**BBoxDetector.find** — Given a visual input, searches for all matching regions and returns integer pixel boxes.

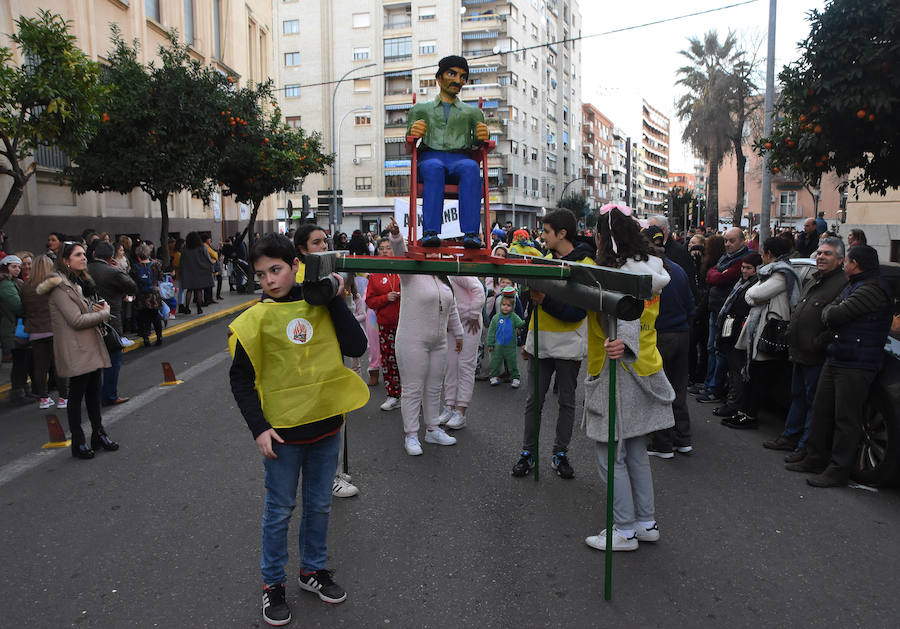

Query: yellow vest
[228,299,369,428]
[587,294,663,377]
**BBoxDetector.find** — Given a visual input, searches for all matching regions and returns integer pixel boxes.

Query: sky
[579,0,828,171]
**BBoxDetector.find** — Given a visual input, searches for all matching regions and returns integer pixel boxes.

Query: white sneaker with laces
[56,398,68,409]
[634,522,660,542]
[437,406,454,425]
[424,428,456,446]
[489,377,501,386]
[332,475,359,498]
[585,527,639,551]
[445,410,466,430]
[380,396,400,411]
[511,378,520,388]
[39,397,55,409]
[120,337,136,347]
[404,435,423,456]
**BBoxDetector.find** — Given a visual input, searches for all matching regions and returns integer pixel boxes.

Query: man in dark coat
[763,237,847,460]
[88,241,137,406]
[795,217,819,258]
[648,215,696,294]
[787,245,893,487]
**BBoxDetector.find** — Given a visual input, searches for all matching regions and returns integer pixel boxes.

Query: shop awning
[462,31,499,40]
[385,103,413,111]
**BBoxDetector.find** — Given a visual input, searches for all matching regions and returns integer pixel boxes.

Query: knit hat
[437,55,469,77]
[513,229,530,242]
[0,254,22,267]
[500,285,517,298]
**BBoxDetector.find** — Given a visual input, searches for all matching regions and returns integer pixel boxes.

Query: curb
[0,296,258,400]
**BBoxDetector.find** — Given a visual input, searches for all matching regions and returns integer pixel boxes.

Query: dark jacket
[179,246,213,290]
[229,285,367,441]
[656,259,695,332]
[539,239,596,323]
[706,246,751,314]
[21,283,52,334]
[88,260,137,336]
[716,275,758,351]
[788,267,847,366]
[0,274,22,350]
[795,231,818,258]
[664,238,696,299]
[823,269,892,371]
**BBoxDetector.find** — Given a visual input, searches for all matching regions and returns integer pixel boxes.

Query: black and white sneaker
[262,583,291,626]
[298,569,347,604]
[511,451,534,477]
[551,451,575,479]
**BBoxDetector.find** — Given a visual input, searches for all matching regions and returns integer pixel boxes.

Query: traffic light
[302,194,313,219]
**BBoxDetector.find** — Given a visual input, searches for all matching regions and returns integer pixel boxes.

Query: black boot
[71,442,95,459]
[90,430,119,452]
[195,304,203,315]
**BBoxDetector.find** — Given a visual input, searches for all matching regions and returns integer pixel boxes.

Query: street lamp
[331,62,376,233]
[337,105,374,227]
[559,176,588,204]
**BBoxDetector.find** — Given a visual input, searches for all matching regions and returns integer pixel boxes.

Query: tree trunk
[157,194,171,268]
[0,165,31,228]
[238,197,261,248]
[733,140,746,228]
[707,161,719,229]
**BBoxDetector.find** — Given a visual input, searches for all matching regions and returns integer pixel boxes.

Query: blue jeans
[260,432,340,586]
[781,363,822,448]
[101,348,122,403]
[703,314,726,394]
[419,151,482,234]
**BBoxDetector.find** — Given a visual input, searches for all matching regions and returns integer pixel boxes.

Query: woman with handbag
[41,242,118,460]
[723,238,800,429]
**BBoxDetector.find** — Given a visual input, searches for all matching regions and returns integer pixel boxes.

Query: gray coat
[582,316,675,444]
[87,260,137,336]
[178,246,214,290]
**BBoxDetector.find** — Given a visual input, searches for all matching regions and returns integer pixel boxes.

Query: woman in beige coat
[40,242,118,459]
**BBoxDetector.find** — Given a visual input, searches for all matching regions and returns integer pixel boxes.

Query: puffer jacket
[39,274,111,378]
[787,268,847,366]
[0,273,22,350]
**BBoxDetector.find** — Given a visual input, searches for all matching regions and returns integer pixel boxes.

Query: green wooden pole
[604,314,618,601]
[532,304,540,482]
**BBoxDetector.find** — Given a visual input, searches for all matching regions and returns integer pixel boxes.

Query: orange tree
[68,30,232,266]
[756,0,899,195]
[0,11,105,227]
[215,81,331,248]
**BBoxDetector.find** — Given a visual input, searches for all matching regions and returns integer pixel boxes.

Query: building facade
[275,0,582,235]
[580,103,612,208]
[1,0,276,252]
[639,99,669,215]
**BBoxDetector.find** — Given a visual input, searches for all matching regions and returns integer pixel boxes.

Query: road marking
[0,350,231,489]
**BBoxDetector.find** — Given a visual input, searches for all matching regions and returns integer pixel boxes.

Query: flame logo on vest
[286,318,313,344]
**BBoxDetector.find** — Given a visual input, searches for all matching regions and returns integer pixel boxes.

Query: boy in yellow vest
[228,234,369,626]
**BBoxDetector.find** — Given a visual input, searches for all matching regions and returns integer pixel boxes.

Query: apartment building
[276,0,582,234]
[580,103,612,208]
[668,172,698,192]
[609,127,640,207]
[1,0,275,251]
[639,99,669,215]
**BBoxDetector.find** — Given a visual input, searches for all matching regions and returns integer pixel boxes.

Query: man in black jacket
[763,238,847,460]
[648,215,696,294]
[787,245,892,487]
[795,217,819,258]
[88,241,137,406]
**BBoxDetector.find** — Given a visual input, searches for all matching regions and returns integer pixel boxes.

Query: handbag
[757,313,789,356]
[100,321,125,354]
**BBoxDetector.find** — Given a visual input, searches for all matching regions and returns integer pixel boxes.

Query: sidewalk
[0,288,259,399]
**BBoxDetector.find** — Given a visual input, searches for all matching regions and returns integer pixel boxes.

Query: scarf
[716,245,750,272]
[741,257,801,377]
[716,274,758,330]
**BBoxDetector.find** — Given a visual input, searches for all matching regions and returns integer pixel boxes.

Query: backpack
[135,262,154,294]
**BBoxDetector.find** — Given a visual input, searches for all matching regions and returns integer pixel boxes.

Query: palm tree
[675,31,737,229]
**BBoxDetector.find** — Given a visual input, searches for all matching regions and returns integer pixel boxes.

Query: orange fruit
[814,125,822,134]
[773,166,780,173]
[764,142,772,149]
[856,109,866,119]
[868,114,875,121]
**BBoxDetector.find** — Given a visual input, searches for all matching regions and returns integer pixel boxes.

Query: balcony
[384,20,412,31]
[461,15,507,32]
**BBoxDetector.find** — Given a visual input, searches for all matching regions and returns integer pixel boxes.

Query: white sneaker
[489,377,501,386]
[39,397,55,409]
[404,435,423,456]
[585,527,639,552]
[511,378,520,388]
[424,428,456,446]
[437,406,454,425]
[337,471,352,483]
[56,398,68,409]
[444,410,466,430]
[120,337,136,347]
[380,396,401,411]
[332,475,359,498]
[634,522,660,542]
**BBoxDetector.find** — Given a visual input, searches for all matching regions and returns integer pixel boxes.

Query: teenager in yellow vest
[228,234,368,625]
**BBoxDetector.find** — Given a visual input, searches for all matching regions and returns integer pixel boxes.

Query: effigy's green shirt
[407,96,485,152]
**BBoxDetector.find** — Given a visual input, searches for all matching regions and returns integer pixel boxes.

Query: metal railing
[35,144,71,170]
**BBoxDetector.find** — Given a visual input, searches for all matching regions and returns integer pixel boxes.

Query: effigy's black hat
[436,55,469,77]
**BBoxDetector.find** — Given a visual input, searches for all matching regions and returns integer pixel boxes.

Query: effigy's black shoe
[462,233,484,249]
[420,231,441,247]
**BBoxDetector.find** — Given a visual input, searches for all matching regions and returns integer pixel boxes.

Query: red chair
[405,95,496,258]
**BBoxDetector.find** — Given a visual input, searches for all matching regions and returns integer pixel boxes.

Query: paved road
[1,316,898,628]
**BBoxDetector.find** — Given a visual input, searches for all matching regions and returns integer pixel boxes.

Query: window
[285,116,302,128]
[384,142,412,159]
[284,84,300,98]
[419,40,437,55]
[354,144,372,159]
[146,0,161,22]
[355,114,371,126]
[353,78,371,93]
[530,55,538,69]
[531,23,538,39]
[283,19,299,35]
[419,5,436,21]
[532,177,539,191]
[352,13,370,28]
[353,47,370,61]
[531,147,538,161]
[356,177,373,191]
[384,37,412,62]
[183,0,195,44]
[531,116,538,130]
[778,191,798,217]
[419,78,436,88]
[385,174,410,196]
[284,52,300,66]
